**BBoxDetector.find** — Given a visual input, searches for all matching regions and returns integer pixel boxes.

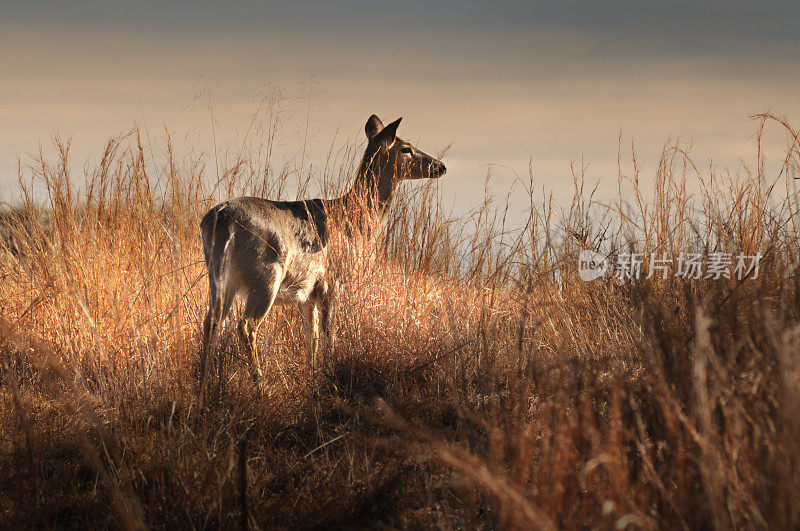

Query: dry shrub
[1,113,799,528]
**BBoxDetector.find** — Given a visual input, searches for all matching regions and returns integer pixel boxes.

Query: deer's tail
[198,206,238,403]
[201,206,239,320]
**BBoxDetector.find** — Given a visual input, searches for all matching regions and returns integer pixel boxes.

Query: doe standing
[198,114,447,398]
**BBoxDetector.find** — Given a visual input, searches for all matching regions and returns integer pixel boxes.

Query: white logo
[578,250,761,281]
[578,250,609,281]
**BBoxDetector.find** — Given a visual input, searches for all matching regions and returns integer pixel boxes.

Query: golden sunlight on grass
[1,113,799,528]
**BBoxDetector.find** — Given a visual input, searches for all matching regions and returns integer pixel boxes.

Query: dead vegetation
[1,113,799,529]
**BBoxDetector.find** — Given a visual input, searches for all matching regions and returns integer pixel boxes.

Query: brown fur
[198,114,446,396]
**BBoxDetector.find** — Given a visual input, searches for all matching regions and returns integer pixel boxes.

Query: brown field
[1,113,799,529]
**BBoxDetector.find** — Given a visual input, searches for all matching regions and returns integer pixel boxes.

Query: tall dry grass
[1,113,799,529]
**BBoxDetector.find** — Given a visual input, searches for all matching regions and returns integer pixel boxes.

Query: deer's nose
[437,161,447,175]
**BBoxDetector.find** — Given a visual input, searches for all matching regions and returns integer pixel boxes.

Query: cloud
[1,0,798,210]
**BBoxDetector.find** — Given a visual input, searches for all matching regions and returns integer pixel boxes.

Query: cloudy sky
[2,1,798,213]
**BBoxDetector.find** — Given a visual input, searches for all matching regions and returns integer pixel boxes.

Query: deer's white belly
[275,252,326,304]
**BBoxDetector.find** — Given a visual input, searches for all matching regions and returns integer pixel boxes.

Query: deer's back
[201,196,328,303]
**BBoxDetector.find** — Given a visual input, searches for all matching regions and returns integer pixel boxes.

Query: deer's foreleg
[299,299,321,380]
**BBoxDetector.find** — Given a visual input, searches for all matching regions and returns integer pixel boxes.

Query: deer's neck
[335,157,397,230]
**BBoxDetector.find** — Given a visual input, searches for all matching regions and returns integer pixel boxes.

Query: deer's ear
[365,114,384,139]
[375,117,401,146]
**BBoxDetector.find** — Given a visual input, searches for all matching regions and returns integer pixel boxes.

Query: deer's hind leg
[199,275,237,403]
[319,279,336,352]
[238,263,283,382]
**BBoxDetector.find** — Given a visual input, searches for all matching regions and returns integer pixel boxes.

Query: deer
[198,114,446,399]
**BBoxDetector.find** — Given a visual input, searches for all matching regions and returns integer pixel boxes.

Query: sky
[2,1,799,216]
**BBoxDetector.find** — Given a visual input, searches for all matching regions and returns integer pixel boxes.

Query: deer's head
[364,114,447,181]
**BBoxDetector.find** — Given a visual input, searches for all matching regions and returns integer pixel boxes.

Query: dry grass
[1,113,800,529]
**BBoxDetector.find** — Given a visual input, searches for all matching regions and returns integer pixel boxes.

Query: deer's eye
[400,146,413,155]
